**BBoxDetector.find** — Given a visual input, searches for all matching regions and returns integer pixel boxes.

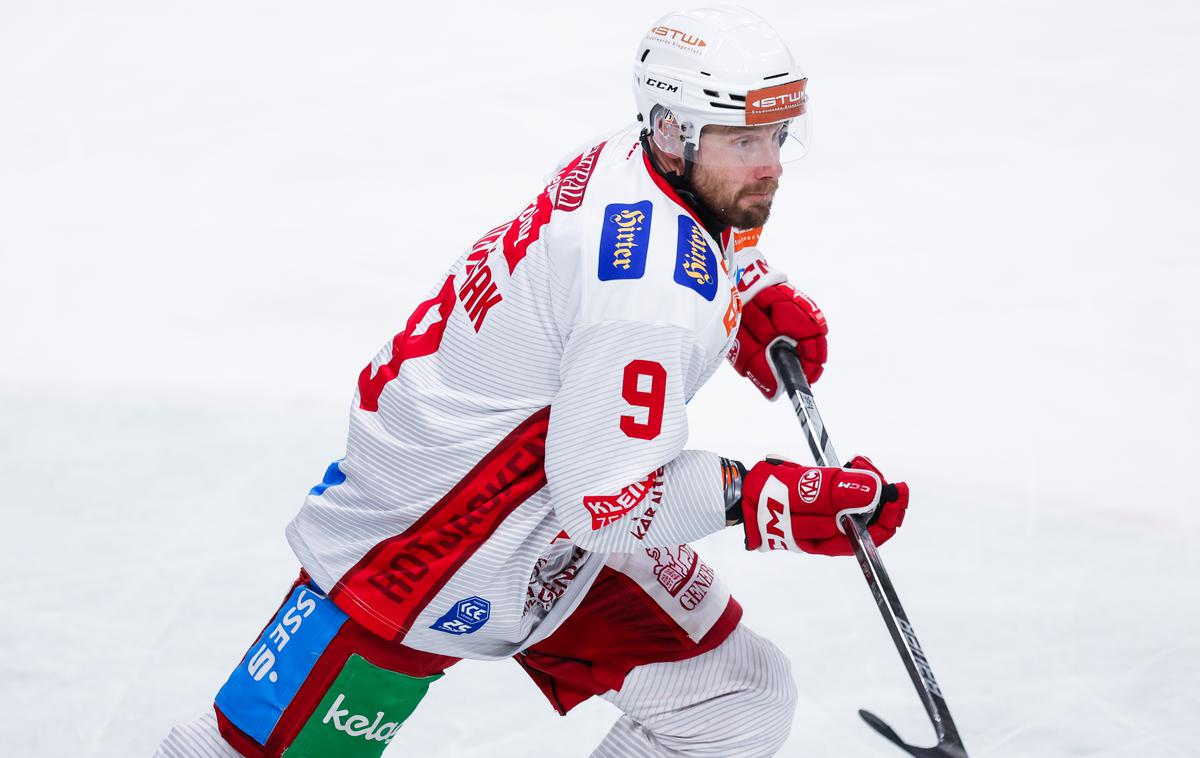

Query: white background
[2,1,1198,756]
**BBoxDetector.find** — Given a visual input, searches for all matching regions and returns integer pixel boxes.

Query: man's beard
[692,167,778,229]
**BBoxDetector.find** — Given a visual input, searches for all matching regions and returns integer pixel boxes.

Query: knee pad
[722,627,799,755]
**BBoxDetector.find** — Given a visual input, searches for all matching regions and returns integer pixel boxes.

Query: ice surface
[2,1,1198,756]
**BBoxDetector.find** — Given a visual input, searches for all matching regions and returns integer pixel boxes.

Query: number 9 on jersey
[620,360,666,440]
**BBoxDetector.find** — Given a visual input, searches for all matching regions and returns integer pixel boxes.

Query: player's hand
[726,247,827,399]
[740,455,907,556]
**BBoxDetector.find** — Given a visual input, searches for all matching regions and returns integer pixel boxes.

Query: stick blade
[858,710,969,758]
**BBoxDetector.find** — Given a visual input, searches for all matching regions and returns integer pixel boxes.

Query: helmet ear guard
[649,105,689,158]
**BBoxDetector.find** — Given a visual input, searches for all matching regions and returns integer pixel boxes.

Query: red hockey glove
[726,247,827,400]
[741,455,908,556]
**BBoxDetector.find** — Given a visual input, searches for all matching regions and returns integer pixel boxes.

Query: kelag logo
[674,216,718,301]
[287,654,443,757]
[598,201,652,281]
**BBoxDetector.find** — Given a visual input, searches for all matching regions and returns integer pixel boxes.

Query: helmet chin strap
[640,130,727,240]
[679,140,695,183]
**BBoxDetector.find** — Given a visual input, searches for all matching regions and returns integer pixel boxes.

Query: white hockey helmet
[633,6,810,166]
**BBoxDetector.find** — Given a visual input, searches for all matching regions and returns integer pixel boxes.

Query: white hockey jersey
[286,123,749,659]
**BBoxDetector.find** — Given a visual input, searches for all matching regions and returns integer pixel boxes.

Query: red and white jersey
[286,123,747,659]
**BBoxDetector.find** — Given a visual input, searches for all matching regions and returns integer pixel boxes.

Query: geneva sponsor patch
[524,546,587,614]
[645,543,717,609]
[214,583,348,745]
[583,468,662,530]
[429,596,491,635]
[598,201,652,281]
[287,653,441,757]
[674,216,718,301]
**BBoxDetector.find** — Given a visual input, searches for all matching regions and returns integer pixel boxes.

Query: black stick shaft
[769,342,967,758]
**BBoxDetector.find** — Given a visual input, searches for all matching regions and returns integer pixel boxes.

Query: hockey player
[158,6,908,757]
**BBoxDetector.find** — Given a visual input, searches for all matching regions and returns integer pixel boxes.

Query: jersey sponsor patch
[674,216,718,301]
[430,596,491,635]
[583,468,662,530]
[548,142,605,212]
[745,79,807,125]
[287,653,441,757]
[798,468,822,503]
[732,227,762,251]
[214,583,348,745]
[598,201,652,281]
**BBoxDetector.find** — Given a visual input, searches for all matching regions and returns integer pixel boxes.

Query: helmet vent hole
[710,102,744,111]
[703,89,719,97]
[763,71,791,80]
[700,71,712,76]
[729,94,746,102]
[640,48,651,62]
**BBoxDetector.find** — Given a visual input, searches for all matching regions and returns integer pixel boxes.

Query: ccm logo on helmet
[646,77,679,94]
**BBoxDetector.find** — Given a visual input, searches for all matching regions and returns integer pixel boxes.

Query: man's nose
[756,149,783,180]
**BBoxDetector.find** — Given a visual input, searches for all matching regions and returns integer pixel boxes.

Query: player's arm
[544,317,910,556]
[544,319,728,553]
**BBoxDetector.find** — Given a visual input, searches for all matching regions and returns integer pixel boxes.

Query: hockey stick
[769,341,969,758]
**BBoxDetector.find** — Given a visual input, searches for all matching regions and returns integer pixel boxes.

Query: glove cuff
[721,457,747,525]
[731,246,787,303]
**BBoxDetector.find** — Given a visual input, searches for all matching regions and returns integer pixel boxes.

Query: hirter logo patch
[598,201,652,281]
[674,216,718,301]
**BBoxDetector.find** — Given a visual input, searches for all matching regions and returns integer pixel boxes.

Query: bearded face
[689,123,786,228]
[690,160,780,228]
